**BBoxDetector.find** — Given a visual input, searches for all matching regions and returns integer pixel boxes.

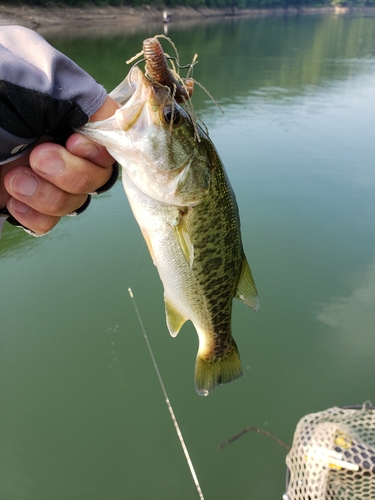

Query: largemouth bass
[79,49,259,396]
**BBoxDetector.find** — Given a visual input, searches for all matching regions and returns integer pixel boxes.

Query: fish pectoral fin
[140,228,156,265]
[235,257,260,312]
[172,217,194,269]
[165,298,187,338]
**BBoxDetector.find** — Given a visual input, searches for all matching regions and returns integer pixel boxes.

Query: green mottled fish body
[79,66,259,395]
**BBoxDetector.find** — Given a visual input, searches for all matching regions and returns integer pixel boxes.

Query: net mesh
[284,404,375,500]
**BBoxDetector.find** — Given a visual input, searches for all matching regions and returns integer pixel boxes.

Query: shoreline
[1,3,375,36]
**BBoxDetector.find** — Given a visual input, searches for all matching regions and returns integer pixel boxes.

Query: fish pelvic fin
[172,215,194,269]
[235,257,260,312]
[194,342,242,396]
[165,297,187,338]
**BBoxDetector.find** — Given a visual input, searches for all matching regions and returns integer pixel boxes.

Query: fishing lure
[143,37,194,103]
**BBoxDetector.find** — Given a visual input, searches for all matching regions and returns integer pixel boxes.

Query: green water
[1,14,375,500]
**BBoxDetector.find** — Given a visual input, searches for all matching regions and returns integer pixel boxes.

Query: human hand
[0,96,119,236]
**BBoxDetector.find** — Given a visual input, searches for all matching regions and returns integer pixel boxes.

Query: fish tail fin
[194,342,242,396]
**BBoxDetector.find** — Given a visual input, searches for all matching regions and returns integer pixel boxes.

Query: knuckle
[44,190,70,215]
[36,215,60,235]
[66,171,92,194]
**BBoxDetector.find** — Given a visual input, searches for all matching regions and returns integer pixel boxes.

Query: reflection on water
[318,260,375,359]
[49,14,375,109]
[2,14,375,500]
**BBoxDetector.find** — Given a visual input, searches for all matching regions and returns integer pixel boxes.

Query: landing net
[284,403,375,500]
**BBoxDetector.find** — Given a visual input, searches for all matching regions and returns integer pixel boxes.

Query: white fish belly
[122,172,205,327]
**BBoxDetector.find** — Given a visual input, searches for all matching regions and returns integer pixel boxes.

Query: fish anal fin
[165,297,187,338]
[172,215,194,269]
[194,342,242,396]
[235,257,259,312]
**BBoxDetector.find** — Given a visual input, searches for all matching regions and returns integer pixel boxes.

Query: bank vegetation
[6,0,371,12]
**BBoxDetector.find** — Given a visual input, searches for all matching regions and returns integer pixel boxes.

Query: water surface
[1,14,375,500]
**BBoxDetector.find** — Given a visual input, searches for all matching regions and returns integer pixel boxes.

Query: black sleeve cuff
[90,161,119,195]
[0,206,40,236]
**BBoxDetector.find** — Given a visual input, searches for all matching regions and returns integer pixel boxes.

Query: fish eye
[162,105,181,126]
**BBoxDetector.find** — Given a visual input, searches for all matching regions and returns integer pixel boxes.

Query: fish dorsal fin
[165,297,187,337]
[235,257,260,312]
[172,216,194,269]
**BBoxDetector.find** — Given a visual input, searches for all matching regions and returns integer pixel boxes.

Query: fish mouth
[110,65,150,106]
[110,67,153,133]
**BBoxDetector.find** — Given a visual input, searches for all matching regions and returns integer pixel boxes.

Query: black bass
[79,46,259,396]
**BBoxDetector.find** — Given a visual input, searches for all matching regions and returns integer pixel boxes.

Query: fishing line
[128,287,205,500]
[129,243,144,287]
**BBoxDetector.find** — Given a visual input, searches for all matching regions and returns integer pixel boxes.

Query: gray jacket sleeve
[0,25,107,165]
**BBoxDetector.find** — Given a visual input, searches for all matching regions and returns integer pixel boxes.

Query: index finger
[65,133,114,168]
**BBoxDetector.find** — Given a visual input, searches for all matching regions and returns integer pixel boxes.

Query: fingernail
[33,151,64,176]
[70,142,99,160]
[10,172,38,197]
[9,198,30,214]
